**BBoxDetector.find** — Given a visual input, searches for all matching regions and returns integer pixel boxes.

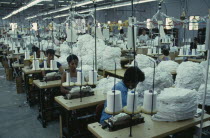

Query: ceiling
[0,0,128,20]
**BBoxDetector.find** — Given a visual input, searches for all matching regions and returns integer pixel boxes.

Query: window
[189,16,199,30]
[165,18,174,29]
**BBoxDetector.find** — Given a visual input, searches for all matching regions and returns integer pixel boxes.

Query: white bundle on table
[131,54,156,69]
[175,61,204,90]
[152,88,197,121]
[197,84,210,106]
[136,67,173,94]
[157,61,179,73]
[94,77,120,94]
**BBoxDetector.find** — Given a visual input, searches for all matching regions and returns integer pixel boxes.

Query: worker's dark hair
[32,46,39,53]
[123,66,145,83]
[194,37,198,42]
[120,29,124,34]
[162,49,169,56]
[46,49,55,55]
[67,54,79,63]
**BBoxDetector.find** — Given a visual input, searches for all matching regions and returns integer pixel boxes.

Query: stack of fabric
[153,88,197,121]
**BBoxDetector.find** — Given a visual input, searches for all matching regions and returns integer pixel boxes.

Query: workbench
[88,113,210,138]
[188,58,205,63]
[22,67,42,106]
[102,69,125,79]
[33,79,62,128]
[55,92,106,138]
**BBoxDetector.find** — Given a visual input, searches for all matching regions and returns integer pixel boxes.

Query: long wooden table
[88,114,210,138]
[188,58,205,63]
[33,80,61,89]
[103,69,126,79]
[55,92,106,137]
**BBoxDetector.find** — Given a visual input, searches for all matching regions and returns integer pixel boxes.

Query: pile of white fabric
[94,77,120,94]
[152,88,197,121]
[60,41,70,55]
[200,61,210,84]
[136,67,173,93]
[73,34,121,70]
[157,61,179,73]
[175,61,204,90]
[131,54,156,69]
[197,84,210,105]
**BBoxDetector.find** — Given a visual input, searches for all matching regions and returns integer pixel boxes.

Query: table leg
[59,115,63,138]
[37,88,47,128]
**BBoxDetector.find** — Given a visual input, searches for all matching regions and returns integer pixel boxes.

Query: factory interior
[0,0,210,138]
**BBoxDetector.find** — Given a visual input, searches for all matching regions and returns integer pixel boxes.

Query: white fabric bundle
[175,61,204,90]
[197,84,210,105]
[94,77,120,94]
[56,54,68,68]
[157,61,179,73]
[136,67,173,94]
[60,42,70,55]
[152,88,197,121]
[131,54,156,69]
[73,34,121,70]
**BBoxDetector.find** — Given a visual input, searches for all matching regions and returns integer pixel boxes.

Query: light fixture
[107,21,111,24]
[79,0,157,13]
[25,0,103,20]
[2,0,51,20]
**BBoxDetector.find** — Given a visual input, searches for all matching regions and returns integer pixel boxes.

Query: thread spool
[126,91,138,112]
[142,90,157,114]
[35,60,40,70]
[186,49,189,55]
[44,60,47,69]
[106,90,122,114]
[158,48,162,54]
[66,72,71,84]
[40,52,45,59]
[192,49,196,56]
[33,52,36,59]
[24,51,29,59]
[77,71,85,85]
[147,49,152,55]
[53,60,57,69]
[153,47,157,54]
[32,60,36,70]
[50,60,54,70]
[88,70,97,84]
[179,48,184,55]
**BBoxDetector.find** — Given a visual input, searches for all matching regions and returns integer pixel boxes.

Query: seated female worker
[100,66,145,124]
[39,49,64,77]
[61,54,79,94]
[157,49,171,63]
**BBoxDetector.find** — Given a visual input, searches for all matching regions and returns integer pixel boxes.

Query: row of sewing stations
[0,36,209,138]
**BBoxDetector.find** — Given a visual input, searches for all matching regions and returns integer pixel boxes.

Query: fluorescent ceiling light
[2,0,51,20]
[25,0,103,20]
[79,0,157,13]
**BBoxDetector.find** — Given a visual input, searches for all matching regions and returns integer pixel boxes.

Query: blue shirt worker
[100,66,145,124]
